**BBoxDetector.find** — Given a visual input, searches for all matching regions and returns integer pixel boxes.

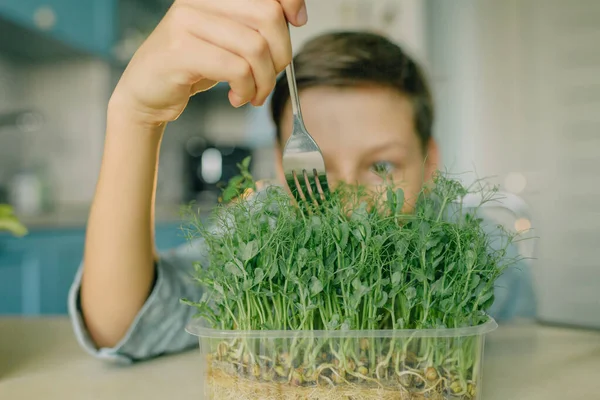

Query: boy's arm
[80,112,164,348]
[78,0,306,349]
[71,240,208,363]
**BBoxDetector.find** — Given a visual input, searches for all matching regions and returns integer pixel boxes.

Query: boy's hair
[270,31,434,150]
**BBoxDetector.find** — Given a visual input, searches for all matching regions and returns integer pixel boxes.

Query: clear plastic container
[186,317,497,400]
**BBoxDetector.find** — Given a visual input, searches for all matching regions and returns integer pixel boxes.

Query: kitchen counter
[1,318,599,399]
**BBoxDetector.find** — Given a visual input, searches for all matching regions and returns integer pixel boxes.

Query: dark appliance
[184,137,253,204]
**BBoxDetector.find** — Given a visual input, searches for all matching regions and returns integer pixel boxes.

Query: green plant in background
[183,158,521,399]
[0,204,27,237]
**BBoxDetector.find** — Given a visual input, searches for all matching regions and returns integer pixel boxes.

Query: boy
[68,0,535,363]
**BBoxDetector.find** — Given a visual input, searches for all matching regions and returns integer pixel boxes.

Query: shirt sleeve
[476,211,537,321]
[67,239,208,364]
[486,239,537,321]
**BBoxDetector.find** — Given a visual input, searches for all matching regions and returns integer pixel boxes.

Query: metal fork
[281,56,330,206]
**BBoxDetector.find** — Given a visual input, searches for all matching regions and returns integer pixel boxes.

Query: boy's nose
[327,168,359,188]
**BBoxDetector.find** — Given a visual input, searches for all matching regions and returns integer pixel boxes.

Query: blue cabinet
[0,223,189,316]
[0,0,117,56]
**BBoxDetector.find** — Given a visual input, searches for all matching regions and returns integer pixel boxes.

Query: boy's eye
[371,161,396,177]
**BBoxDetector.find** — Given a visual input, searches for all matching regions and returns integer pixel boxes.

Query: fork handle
[285,62,302,119]
[285,23,304,123]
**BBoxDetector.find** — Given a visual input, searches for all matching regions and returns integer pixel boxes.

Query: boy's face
[274,85,439,211]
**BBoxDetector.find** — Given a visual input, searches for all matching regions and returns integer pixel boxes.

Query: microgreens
[182,157,521,399]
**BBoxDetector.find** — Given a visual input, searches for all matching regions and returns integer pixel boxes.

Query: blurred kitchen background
[0,0,598,329]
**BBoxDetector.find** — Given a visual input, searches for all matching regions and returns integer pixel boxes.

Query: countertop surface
[1,318,599,399]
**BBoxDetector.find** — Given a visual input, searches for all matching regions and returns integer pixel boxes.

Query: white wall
[0,53,265,209]
[426,0,600,328]
[20,58,111,205]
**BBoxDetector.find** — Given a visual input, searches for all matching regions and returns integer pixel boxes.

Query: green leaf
[432,255,444,269]
[310,277,324,296]
[412,271,426,283]
[426,237,440,250]
[387,187,396,212]
[240,240,259,261]
[0,204,27,237]
[225,262,245,278]
[395,188,405,214]
[469,274,481,291]
[241,156,251,170]
[213,283,224,295]
[228,175,244,188]
[465,250,477,269]
[440,298,454,313]
[405,286,417,300]
[254,268,265,285]
[430,278,444,295]
[375,291,388,307]
[392,271,402,285]
[333,226,341,241]
[340,222,350,249]
[266,262,277,280]
[328,314,340,329]
[477,287,495,309]
[221,187,238,203]
[481,292,496,309]
[303,223,312,246]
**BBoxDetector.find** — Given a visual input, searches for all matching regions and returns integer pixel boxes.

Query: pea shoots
[183,158,521,399]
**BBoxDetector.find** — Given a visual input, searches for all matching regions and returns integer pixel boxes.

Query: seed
[346,359,356,372]
[291,370,304,386]
[333,358,340,367]
[320,352,328,362]
[242,353,250,364]
[278,352,290,365]
[450,380,463,394]
[251,364,261,378]
[262,370,274,382]
[425,367,438,381]
[399,374,413,387]
[467,383,476,397]
[274,365,287,378]
[357,366,369,376]
[303,369,318,382]
[332,370,346,384]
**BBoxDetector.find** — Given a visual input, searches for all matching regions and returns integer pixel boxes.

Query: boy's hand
[111,0,307,126]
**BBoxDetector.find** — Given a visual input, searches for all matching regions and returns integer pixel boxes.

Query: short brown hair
[270,31,434,150]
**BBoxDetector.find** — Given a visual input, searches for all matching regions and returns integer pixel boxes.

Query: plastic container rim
[186,315,498,339]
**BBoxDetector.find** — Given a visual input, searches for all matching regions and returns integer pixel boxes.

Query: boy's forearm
[81,104,165,348]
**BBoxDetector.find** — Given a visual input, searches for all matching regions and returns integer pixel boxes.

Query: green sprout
[0,204,27,237]
[183,159,521,399]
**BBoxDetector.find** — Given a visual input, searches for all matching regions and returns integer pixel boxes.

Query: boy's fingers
[277,0,308,26]
[181,12,277,105]
[250,0,293,72]
[189,0,293,73]
[175,37,257,107]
